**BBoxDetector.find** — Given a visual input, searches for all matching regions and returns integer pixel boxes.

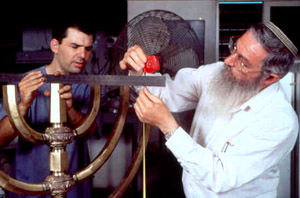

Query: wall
[128,0,218,64]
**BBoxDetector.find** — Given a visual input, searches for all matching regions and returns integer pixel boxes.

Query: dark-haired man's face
[55,27,93,74]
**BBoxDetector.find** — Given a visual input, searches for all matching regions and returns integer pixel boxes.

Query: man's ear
[50,39,59,53]
[261,73,280,90]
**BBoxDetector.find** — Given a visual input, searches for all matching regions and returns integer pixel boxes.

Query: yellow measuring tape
[143,123,146,198]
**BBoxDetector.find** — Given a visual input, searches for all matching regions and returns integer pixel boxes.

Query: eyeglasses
[228,36,261,73]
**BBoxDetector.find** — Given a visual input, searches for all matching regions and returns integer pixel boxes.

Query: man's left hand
[134,87,179,134]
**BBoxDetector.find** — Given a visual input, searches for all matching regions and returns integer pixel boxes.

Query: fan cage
[111,9,203,77]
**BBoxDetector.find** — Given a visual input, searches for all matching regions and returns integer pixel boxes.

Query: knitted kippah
[264,21,298,57]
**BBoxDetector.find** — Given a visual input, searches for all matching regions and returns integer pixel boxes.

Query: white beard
[207,65,263,115]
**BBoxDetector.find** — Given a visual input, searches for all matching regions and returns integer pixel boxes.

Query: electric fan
[111,9,203,77]
[104,9,204,198]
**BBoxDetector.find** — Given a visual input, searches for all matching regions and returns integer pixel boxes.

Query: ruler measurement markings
[0,73,165,87]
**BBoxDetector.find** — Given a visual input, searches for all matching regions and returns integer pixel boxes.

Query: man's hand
[18,71,45,116]
[134,87,179,134]
[58,85,73,110]
[119,45,147,76]
[44,71,73,110]
[43,71,83,128]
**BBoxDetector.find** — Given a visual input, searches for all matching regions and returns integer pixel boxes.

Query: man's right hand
[119,45,147,76]
[18,71,45,116]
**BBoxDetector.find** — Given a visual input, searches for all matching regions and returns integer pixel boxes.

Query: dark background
[271,6,300,51]
[0,1,128,73]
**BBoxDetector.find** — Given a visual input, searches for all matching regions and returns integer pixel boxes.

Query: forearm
[0,116,18,146]
[0,101,32,146]
[67,107,84,127]
[67,107,96,137]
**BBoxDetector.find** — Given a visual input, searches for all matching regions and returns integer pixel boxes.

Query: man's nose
[78,47,86,58]
[224,53,236,67]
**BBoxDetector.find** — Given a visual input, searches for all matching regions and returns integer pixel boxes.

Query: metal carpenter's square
[0,73,166,87]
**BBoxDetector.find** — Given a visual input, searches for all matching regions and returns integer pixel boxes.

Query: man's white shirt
[146,62,298,198]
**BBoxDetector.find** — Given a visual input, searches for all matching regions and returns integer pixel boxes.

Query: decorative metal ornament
[0,83,152,198]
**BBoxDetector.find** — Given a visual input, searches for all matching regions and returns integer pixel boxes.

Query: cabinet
[218,1,263,61]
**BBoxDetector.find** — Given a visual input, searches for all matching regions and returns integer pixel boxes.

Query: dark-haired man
[0,23,96,198]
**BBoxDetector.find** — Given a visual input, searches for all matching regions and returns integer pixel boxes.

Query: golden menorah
[0,83,152,198]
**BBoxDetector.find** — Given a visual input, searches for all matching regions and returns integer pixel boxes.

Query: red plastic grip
[144,55,160,74]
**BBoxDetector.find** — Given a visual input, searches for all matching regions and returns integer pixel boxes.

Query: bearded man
[119,22,299,198]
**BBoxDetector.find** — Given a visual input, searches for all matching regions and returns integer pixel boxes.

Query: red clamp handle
[144,55,160,74]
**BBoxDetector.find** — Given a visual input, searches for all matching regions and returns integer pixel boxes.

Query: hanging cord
[143,123,147,198]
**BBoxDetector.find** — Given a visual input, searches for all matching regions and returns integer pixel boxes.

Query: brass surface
[45,126,74,148]
[50,83,67,124]
[49,148,68,173]
[2,85,47,144]
[0,84,75,197]
[0,84,142,197]
[44,173,75,197]
[0,171,50,196]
